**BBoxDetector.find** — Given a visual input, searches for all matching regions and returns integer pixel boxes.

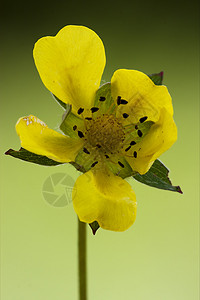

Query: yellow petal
[125,108,177,174]
[111,69,173,123]
[33,25,106,113]
[72,169,137,231]
[16,115,84,162]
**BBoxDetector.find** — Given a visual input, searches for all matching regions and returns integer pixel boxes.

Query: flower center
[69,98,154,175]
[85,114,125,154]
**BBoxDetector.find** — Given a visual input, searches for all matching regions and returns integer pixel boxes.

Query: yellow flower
[15,25,177,231]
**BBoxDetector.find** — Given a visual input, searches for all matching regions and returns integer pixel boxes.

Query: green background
[1,1,199,299]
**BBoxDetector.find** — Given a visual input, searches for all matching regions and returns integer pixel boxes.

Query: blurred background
[1,0,199,299]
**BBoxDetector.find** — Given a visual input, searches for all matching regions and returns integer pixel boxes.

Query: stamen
[139,116,148,123]
[117,96,128,105]
[123,113,129,119]
[99,96,106,102]
[85,114,124,157]
[137,130,143,137]
[120,99,128,104]
[117,96,121,105]
[133,151,137,158]
[91,107,99,113]
[135,125,138,129]
[85,117,93,120]
[77,107,84,115]
[130,141,136,145]
[78,131,84,138]
[83,147,90,154]
[125,145,131,152]
[105,154,109,158]
[118,161,125,168]
[73,125,77,131]
[91,161,98,168]
[96,144,101,148]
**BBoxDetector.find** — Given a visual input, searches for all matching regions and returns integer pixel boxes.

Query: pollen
[86,114,125,154]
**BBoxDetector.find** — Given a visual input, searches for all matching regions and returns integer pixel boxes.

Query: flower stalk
[78,219,87,300]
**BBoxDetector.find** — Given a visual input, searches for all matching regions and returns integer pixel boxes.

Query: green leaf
[5,148,62,166]
[89,221,100,235]
[51,93,68,110]
[148,71,163,85]
[133,159,182,193]
[94,82,116,114]
[69,161,86,173]
[106,156,135,179]
[60,106,84,138]
[125,120,154,145]
[74,148,95,173]
[74,146,136,178]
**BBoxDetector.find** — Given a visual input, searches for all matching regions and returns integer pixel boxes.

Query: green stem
[78,219,87,300]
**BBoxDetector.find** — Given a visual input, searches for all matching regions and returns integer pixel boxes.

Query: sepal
[148,71,163,85]
[5,148,62,166]
[133,159,182,193]
[89,221,100,235]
